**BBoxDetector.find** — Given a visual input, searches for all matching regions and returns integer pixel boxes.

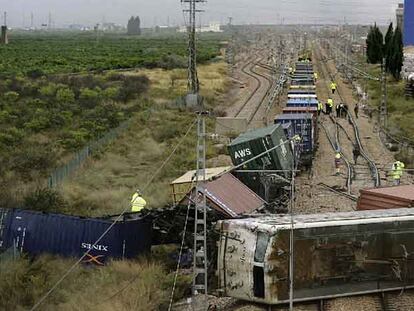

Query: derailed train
[216,208,414,304]
[227,59,318,201]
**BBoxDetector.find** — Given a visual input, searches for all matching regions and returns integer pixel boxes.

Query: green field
[0,32,224,76]
[0,32,225,208]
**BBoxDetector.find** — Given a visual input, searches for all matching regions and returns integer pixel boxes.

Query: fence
[47,118,134,188]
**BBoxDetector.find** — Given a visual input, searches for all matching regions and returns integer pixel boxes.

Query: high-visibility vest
[327,99,334,107]
[131,193,147,212]
[392,167,401,180]
[330,82,337,90]
[395,161,405,176]
[318,101,323,111]
[314,73,318,80]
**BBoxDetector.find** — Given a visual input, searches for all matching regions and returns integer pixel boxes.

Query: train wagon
[289,85,316,90]
[282,107,318,119]
[228,124,293,179]
[286,98,318,107]
[216,208,414,305]
[275,113,315,167]
[287,89,316,95]
[281,123,301,164]
[0,208,152,264]
[294,69,314,75]
[227,124,294,198]
[287,94,317,100]
[291,74,314,80]
[290,79,315,87]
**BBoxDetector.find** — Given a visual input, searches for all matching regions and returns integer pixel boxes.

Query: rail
[234,59,263,120]
[235,56,279,125]
[316,42,380,187]
[319,121,352,193]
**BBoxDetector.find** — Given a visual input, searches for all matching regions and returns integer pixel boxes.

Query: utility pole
[182,0,206,96]
[30,12,34,29]
[48,12,52,30]
[226,17,235,76]
[380,57,388,128]
[1,12,8,45]
[181,1,208,309]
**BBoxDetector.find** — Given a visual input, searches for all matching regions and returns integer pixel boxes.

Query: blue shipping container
[287,99,318,108]
[281,123,301,162]
[287,90,316,95]
[405,0,414,46]
[1,209,152,264]
[275,113,314,154]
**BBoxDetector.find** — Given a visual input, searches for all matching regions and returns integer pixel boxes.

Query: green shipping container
[228,124,293,179]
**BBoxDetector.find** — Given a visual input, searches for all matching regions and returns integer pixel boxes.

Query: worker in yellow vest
[317,101,324,116]
[335,152,341,176]
[131,189,147,212]
[314,72,318,82]
[330,82,337,94]
[326,98,334,115]
[392,161,405,186]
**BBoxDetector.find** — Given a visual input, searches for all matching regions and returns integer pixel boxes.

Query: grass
[353,55,414,166]
[0,255,191,310]
[61,61,230,216]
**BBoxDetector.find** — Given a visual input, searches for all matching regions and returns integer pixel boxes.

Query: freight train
[227,59,318,189]
[216,208,414,305]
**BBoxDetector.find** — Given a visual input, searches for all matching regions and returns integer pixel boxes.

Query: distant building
[178,22,223,33]
[68,24,91,31]
[397,3,404,32]
[101,22,125,32]
[404,0,414,46]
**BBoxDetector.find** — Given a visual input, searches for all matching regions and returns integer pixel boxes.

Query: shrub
[4,91,19,103]
[103,86,120,100]
[11,144,57,178]
[24,108,52,132]
[27,68,45,78]
[60,128,91,150]
[118,75,150,102]
[0,127,25,147]
[157,53,187,70]
[79,87,102,108]
[56,87,75,104]
[39,83,58,98]
[24,188,67,212]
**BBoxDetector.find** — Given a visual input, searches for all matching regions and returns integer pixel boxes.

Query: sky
[0,0,402,28]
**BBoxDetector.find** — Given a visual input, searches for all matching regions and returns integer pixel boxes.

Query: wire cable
[167,189,193,311]
[30,118,197,311]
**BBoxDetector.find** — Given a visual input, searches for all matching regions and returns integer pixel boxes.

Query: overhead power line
[30,119,197,311]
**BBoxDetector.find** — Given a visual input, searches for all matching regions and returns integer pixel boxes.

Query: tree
[366,23,384,64]
[390,26,404,80]
[384,22,394,72]
[127,16,141,35]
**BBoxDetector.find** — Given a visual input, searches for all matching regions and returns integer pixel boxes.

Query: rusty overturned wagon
[216,208,414,304]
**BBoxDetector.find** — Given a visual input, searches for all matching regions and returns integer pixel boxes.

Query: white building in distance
[178,22,222,33]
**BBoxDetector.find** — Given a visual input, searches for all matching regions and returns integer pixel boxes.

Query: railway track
[314,43,380,193]
[234,57,275,125]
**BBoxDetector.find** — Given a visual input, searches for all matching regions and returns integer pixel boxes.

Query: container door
[11,217,27,253]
